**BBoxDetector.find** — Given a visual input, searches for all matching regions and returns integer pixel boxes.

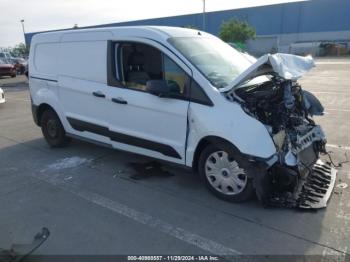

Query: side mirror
[146,80,170,97]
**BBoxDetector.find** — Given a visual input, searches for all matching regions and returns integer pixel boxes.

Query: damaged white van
[29,26,337,208]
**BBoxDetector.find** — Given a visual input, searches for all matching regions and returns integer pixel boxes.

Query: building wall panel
[25,0,350,47]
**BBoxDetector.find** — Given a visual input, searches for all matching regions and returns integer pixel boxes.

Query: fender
[29,80,72,133]
[186,101,277,167]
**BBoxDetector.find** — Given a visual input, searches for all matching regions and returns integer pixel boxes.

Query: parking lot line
[32,172,241,256]
[311,92,350,95]
[326,109,350,113]
[327,144,350,151]
[315,62,350,65]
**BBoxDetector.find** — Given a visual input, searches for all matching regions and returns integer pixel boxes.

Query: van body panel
[58,41,107,83]
[29,78,68,129]
[58,75,109,130]
[61,31,113,42]
[33,43,59,77]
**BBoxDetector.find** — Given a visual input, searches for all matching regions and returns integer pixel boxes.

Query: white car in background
[0,51,14,61]
[0,88,5,104]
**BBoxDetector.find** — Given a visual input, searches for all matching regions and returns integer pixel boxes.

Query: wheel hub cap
[221,168,230,177]
[47,119,58,138]
[205,151,247,195]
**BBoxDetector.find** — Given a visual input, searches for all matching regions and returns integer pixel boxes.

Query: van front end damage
[265,129,337,209]
[225,53,338,209]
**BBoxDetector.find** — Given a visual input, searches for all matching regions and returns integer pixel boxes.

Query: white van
[29,26,336,208]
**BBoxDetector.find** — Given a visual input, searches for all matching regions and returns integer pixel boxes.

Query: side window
[117,42,188,96]
[163,55,188,95]
[120,43,163,91]
[190,80,214,106]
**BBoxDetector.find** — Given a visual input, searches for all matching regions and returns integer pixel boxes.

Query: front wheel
[41,109,70,147]
[198,144,254,202]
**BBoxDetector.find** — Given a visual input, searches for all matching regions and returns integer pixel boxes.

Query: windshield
[168,37,253,89]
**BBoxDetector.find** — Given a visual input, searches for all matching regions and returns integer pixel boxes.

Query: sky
[0,0,304,47]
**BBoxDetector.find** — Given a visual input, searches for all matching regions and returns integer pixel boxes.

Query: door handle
[111,97,128,105]
[92,91,106,98]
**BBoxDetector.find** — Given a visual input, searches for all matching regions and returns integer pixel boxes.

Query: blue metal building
[25,0,350,55]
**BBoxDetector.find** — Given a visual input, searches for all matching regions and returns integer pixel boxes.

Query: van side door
[105,39,192,164]
[57,40,112,145]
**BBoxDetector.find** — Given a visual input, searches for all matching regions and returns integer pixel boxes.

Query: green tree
[10,43,28,57]
[219,19,256,44]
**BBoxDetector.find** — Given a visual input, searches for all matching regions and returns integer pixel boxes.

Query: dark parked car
[9,58,27,74]
[0,58,16,78]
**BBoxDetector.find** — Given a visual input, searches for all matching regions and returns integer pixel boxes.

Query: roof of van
[31,26,213,44]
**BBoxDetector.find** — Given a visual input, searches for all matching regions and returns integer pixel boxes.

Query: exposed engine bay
[235,79,326,159]
[224,53,337,209]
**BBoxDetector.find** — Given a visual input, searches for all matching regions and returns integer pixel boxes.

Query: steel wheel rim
[205,151,247,195]
[47,119,58,138]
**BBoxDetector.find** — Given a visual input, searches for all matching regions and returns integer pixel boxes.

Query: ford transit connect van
[29,26,336,208]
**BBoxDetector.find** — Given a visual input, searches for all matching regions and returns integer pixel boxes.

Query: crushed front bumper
[267,159,337,209]
[296,159,337,209]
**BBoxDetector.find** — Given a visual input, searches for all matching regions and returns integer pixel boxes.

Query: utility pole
[20,19,27,48]
[202,0,206,31]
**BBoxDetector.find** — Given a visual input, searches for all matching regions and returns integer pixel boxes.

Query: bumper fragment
[267,159,337,209]
[296,160,337,209]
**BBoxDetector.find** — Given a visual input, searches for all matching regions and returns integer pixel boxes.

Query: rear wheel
[198,144,254,202]
[41,109,70,147]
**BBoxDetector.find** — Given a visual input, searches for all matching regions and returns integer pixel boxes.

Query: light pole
[20,19,27,48]
[202,0,206,31]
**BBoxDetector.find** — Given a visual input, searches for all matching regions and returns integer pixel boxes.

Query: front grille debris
[267,160,337,209]
[296,160,337,209]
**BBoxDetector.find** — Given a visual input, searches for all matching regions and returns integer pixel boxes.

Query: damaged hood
[220,53,315,92]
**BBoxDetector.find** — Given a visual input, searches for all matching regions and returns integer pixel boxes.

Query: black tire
[198,143,254,202]
[40,109,70,148]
